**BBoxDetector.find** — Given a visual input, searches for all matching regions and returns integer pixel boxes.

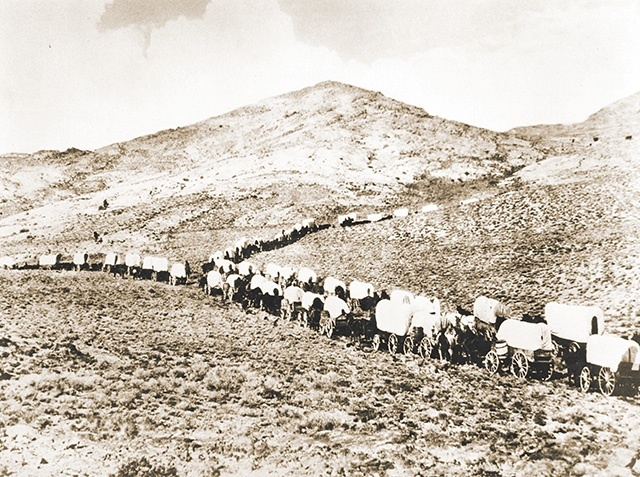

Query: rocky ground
[2,270,640,476]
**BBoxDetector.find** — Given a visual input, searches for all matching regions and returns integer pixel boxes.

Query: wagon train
[8,210,640,399]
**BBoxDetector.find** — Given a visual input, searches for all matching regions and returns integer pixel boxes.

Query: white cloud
[0,0,638,152]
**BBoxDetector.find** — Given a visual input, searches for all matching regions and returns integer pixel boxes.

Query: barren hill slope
[0,81,543,255]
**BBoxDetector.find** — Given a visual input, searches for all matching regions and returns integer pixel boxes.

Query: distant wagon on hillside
[39,253,61,270]
[73,252,89,272]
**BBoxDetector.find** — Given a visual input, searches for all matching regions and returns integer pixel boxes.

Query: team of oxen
[2,214,640,397]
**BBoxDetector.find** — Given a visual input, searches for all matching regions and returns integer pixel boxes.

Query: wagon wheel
[578,366,591,393]
[299,310,308,328]
[280,305,289,321]
[417,337,432,359]
[598,367,616,396]
[325,319,335,339]
[510,351,529,379]
[540,362,554,382]
[403,336,414,355]
[388,334,399,354]
[552,341,560,358]
[484,350,500,375]
[372,334,381,352]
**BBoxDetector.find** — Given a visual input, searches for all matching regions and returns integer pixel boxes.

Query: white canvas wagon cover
[349,280,374,300]
[0,256,16,269]
[170,263,186,278]
[250,273,266,290]
[412,296,440,316]
[265,263,282,279]
[73,252,88,265]
[324,296,350,319]
[324,276,346,295]
[284,286,304,303]
[474,296,509,325]
[125,253,141,267]
[152,257,169,272]
[207,270,224,288]
[375,299,413,336]
[237,261,256,276]
[301,291,324,310]
[390,289,414,305]
[39,254,60,267]
[104,252,118,266]
[586,335,640,373]
[410,310,439,335]
[496,320,553,352]
[298,267,317,284]
[544,302,605,343]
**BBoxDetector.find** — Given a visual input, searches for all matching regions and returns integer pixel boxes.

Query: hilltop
[0,81,543,256]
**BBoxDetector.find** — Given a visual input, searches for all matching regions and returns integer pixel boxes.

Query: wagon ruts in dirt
[484,319,555,381]
[574,334,640,396]
[544,302,605,382]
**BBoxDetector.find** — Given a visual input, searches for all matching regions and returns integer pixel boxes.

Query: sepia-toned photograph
[1,1,639,475]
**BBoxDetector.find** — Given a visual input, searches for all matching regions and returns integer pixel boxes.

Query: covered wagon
[372,299,413,353]
[545,302,604,363]
[73,252,89,271]
[205,270,225,296]
[102,252,119,274]
[298,291,325,329]
[323,276,347,297]
[484,319,554,380]
[347,280,377,337]
[281,285,305,321]
[125,253,141,277]
[39,253,62,270]
[224,273,245,302]
[576,335,640,396]
[237,261,257,277]
[297,267,318,290]
[390,289,414,306]
[0,255,16,269]
[408,296,441,357]
[319,295,351,339]
[169,262,188,285]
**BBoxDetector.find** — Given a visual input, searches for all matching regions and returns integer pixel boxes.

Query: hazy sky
[1,0,639,153]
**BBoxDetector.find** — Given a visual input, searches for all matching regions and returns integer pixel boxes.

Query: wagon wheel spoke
[510,351,529,379]
[579,366,591,393]
[325,320,335,339]
[598,367,616,396]
[484,350,500,374]
[372,334,381,352]
[418,338,433,359]
[403,336,414,355]
[388,334,398,354]
[541,362,554,382]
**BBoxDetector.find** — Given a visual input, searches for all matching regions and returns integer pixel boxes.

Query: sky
[1,0,639,154]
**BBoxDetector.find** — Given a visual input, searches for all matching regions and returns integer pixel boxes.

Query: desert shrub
[111,457,178,477]
[204,366,246,401]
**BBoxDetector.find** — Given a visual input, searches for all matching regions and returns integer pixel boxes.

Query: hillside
[2,85,640,475]
[510,91,640,154]
[0,81,543,257]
